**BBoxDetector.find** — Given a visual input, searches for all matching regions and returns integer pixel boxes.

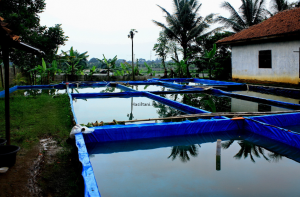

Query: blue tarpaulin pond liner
[249,84,300,99]
[210,88,300,110]
[2,79,300,197]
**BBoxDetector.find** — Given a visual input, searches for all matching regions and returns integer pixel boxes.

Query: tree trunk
[162,58,166,70]
[132,38,135,81]
[183,45,191,77]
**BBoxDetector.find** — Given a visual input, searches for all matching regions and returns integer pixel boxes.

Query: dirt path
[0,138,65,197]
[0,143,40,197]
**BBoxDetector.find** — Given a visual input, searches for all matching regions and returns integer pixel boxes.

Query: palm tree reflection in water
[222,140,282,163]
[168,144,200,163]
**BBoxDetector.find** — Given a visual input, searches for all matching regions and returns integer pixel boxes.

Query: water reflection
[163,92,291,113]
[152,100,188,122]
[222,140,282,163]
[88,133,300,197]
[168,144,200,162]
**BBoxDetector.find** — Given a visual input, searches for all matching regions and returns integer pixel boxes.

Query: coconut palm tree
[267,0,290,16]
[217,0,268,32]
[153,0,214,77]
[128,29,138,81]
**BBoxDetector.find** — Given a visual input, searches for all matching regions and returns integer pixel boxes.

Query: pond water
[160,93,292,113]
[87,132,300,197]
[232,91,300,105]
[70,86,122,93]
[130,85,176,92]
[73,96,192,125]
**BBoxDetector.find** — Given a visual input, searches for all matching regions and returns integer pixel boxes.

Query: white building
[217,8,300,84]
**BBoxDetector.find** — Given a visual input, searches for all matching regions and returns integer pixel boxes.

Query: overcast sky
[39,0,295,61]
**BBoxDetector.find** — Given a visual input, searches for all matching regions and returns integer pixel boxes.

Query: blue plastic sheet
[249,85,300,99]
[68,85,100,197]
[211,88,300,110]
[75,134,101,197]
[0,86,18,98]
[244,118,300,149]
[250,113,300,130]
[83,119,241,143]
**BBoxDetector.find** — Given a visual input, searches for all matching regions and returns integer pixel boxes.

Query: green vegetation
[0,92,82,196]
[153,0,214,77]
[0,92,73,148]
[0,0,68,70]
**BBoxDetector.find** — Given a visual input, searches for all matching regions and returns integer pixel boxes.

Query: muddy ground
[0,139,80,197]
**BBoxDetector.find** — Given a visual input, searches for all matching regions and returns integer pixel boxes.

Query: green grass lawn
[0,92,73,148]
[0,91,83,196]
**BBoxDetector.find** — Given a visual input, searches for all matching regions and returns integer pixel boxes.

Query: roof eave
[217,32,300,46]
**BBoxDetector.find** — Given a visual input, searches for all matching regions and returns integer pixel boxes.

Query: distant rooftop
[217,7,300,45]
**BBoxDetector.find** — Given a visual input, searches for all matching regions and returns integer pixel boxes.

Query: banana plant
[97,55,117,80]
[89,66,97,80]
[28,58,48,84]
[144,62,156,76]
[171,57,189,78]
[200,44,219,79]
[61,46,88,77]
[48,60,62,82]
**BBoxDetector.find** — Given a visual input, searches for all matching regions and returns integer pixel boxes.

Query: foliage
[268,0,290,15]
[153,0,215,76]
[28,58,48,84]
[0,1,68,70]
[217,0,268,32]
[200,44,219,79]
[13,73,27,85]
[153,31,169,69]
[97,55,117,80]
[193,32,233,79]
[143,63,156,76]
[171,57,188,78]
[88,66,97,80]
[61,47,89,76]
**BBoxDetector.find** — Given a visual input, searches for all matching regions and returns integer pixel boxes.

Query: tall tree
[268,0,290,16]
[153,0,214,77]
[217,0,268,32]
[153,31,169,70]
[0,0,68,70]
[128,29,138,81]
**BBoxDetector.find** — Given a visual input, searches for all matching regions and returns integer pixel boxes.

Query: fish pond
[87,131,300,197]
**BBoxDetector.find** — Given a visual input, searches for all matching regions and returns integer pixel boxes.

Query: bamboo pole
[112,110,300,124]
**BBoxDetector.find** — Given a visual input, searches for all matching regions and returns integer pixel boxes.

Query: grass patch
[39,143,84,197]
[0,91,73,148]
[0,91,83,196]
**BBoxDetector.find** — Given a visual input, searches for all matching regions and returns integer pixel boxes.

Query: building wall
[232,40,300,84]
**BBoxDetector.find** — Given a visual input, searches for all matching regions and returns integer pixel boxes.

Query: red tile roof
[217,7,300,45]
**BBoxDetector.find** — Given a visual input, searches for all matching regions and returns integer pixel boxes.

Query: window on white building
[259,50,272,68]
